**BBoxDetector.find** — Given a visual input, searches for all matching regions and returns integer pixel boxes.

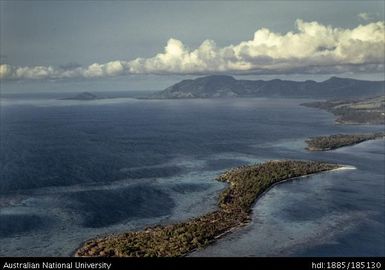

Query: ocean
[0,93,383,256]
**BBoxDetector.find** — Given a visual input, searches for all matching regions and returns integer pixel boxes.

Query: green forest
[306,133,384,151]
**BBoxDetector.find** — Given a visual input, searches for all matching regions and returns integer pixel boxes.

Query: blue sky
[1,0,384,91]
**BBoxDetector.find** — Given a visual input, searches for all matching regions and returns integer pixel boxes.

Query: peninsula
[305,132,385,151]
[75,160,340,257]
[302,96,385,125]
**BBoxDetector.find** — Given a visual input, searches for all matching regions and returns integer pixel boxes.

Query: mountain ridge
[150,75,384,99]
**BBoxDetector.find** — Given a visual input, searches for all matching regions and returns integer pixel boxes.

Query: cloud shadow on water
[64,185,175,228]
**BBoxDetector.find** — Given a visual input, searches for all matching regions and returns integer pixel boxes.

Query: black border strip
[0,257,384,270]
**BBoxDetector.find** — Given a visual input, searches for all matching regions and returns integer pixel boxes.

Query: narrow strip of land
[75,160,339,257]
[305,132,384,151]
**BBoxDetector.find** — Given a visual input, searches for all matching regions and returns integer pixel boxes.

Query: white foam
[332,165,357,171]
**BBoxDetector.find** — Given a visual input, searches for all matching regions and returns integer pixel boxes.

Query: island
[75,160,340,257]
[305,132,385,151]
[149,75,384,99]
[61,92,101,101]
[302,96,385,124]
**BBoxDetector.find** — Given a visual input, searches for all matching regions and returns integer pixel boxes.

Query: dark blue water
[0,94,383,256]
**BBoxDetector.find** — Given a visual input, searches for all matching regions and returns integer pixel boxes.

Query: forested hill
[150,75,384,99]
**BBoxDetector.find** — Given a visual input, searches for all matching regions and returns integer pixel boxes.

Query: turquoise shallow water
[0,94,383,256]
[191,139,384,256]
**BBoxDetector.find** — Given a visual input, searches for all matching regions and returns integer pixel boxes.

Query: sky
[0,0,384,92]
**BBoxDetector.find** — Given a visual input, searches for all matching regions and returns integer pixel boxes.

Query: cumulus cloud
[0,60,130,80]
[1,19,384,80]
[358,12,372,21]
[127,19,385,75]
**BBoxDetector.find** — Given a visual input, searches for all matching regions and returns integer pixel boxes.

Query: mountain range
[150,75,384,99]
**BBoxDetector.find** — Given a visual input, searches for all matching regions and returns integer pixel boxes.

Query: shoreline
[75,160,340,257]
[301,96,385,125]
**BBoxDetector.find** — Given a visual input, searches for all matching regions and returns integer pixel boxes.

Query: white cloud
[127,19,385,75]
[1,20,384,80]
[358,12,372,21]
[0,60,129,80]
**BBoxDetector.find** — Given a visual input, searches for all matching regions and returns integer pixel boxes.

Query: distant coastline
[75,160,339,257]
[302,96,385,125]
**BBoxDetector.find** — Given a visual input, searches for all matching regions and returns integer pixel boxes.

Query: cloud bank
[1,19,384,80]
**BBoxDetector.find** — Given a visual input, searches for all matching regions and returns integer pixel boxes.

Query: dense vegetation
[302,96,385,124]
[75,160,339,257]
[305,133,385,151]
